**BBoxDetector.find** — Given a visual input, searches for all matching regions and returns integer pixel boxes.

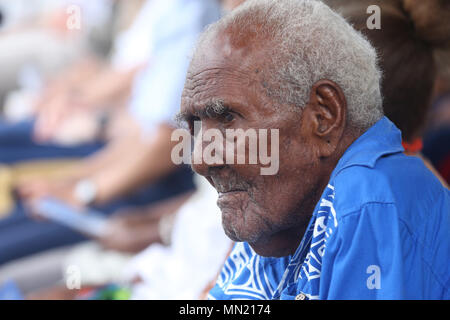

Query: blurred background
[0,0,447,300]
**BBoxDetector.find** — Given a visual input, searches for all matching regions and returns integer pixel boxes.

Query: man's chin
[219,203,275,246]
[223,227,242,242]
[222,221,300,257]
[221,219,261,243]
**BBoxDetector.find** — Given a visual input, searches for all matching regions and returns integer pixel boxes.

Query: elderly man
[178,0,449,300]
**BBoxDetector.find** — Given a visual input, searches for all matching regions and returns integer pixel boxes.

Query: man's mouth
[218,189,246,196]
[216,189,248,210]
[209,176,249,195]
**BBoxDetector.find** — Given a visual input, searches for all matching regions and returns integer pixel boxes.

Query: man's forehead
[183,62,260,107]
[181,63,261,115]
[188,30,268,78]
[180,31,275,118]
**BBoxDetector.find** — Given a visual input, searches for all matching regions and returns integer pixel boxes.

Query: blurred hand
[51,111,100,145]
[97,209,163,253]
[96,192,192,252]
[33,93,73,142]
[16,178,83,219]
[33,92,92,143]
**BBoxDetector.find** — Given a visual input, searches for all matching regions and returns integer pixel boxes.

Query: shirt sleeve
[319,202,409,299]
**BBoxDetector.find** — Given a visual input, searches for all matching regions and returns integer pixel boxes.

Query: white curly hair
[195,0,384,129]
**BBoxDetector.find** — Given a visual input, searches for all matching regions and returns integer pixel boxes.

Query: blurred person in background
[23,175,232,300]
[0,0,116,109]
[324,0,449,187]
[0,0,221,265]
[1,0,241,299]
[30,0,157,145]
[422,78,450,185]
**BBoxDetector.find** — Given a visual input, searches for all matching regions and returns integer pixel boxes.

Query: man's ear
[303,79,347,158]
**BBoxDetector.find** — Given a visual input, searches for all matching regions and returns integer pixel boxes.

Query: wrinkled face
[180,35,324,252]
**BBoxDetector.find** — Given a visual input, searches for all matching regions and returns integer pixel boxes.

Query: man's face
[180,35,324,255]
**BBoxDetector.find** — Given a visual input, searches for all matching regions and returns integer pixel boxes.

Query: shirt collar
[331,116,404,179]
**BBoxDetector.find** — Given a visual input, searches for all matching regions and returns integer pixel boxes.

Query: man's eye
[223,112,235,123]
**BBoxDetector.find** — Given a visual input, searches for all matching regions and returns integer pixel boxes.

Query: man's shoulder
[332,152,447,216]
[330,152,449,270]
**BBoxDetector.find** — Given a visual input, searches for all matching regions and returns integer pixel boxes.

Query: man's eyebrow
[204,100,229,118]
[175,100,230,126]
[174,111,191,127]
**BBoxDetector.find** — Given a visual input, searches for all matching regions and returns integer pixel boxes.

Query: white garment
[126,0,221,133]
[109,0,157,71]
[123,175,232,300]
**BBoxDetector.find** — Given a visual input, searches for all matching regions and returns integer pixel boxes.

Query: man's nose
[191,126,226,176]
